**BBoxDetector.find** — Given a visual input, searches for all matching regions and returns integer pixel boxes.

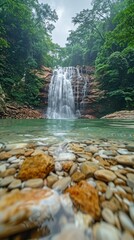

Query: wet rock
[71,171,85,182]
[129,205,134,223]
[17,154,54,180]
[70,143,84,153]
[0,176,14,187]
[122,231,134,240]
[116,155,134,166]
[24,178,44,188]
[119,211,134,234]
[94,170,116,182]
[105,187,113,200]
[52,176,71,192]
[0,164,6,172]
[77,153,92,161]
[55,162,62,171]
[117,149,131,155]
[96,181,107,193]
[8,148,25,156]
[8,179,22,190]
[1,168,16,177]
[75,211,93,227]
[127,173,134,189]
[69,163,77,175]
[80,162,98,178]
[47,175,58,188]
[101,197,121,212]
[102,208,115,225]
[93,222,121,240]
[66,181,100,220]
[62,161,73,172]
[126,145,134,152]
[0,152,12,160]
[84,145,98,154]
[52,224,90,240]
[56,153,76,161]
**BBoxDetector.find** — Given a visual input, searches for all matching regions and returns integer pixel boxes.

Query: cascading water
[47,67,75,119]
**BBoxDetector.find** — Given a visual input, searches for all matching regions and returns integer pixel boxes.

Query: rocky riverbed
[0,139,134,239]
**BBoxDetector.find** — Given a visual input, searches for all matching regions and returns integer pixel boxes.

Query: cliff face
[40,66,103,118]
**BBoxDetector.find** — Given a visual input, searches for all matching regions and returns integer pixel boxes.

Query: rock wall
[40,66,103,118]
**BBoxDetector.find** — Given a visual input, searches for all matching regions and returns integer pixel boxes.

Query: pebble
[94,222,121,240]
[127,173,134,189]
[105,187,113,200]
[71,171,85,182]
[0,176,14,187]
[47,175,59,188]
[94,170,116,182]
[69,163,77,175]
[84,145,98,154]
[24,178,44,188]
[122,231,134,240]
[116,155,134,166]
[55,162,62,171]
[119,211,134,234]
[80,162,98,178]
[129,205,134,222]
[117,149,130,155]
[102,208,115,225]
[8,179,22,189]
[52,176,71,192]
[56,153,76,161]
[0,164,6,172]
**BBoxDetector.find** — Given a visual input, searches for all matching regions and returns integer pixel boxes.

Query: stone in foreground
[17,154,54,180]
[66,180,100,220]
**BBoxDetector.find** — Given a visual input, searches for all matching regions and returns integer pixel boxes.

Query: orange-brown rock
[0,152,12,160]
[66,180,100,220]
[17,154,54,181]
[71,171,85,183]
[62,161,73,172]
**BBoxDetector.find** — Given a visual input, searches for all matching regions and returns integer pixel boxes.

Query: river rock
[115,155,134,166]
[126,145,134,152]
[71,171,85,182]
[69,163,77,175]
[24,178,44,188]
[117,149,131,155]
[66,181,100,220]
[84,145,98,154]
[127,173,134,188]
[0,164,6,173]
[122,231,134,240]
[119,211,134,234]
[94,170,116,182]
[62,161,73,172]
[1,168,16,177]
[56,153,76,161]
[80,162,98,178]
[8,148,25,156]
[0,188,62,239]
[52,224,90,240]
[17,154,54,180]
[105,187,113,200]
[0,152,12,160]
[52,176,71,192]
[93,222,121,240]
[47,175,59,188]
[8,179,22,189]
[102,208,115,225]
[0,176,14,187]
[129,205,134,222]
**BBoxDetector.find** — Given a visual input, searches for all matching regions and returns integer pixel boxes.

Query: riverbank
[0,137,134,239]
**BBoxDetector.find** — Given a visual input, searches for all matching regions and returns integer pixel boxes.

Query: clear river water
[0,118,134,145]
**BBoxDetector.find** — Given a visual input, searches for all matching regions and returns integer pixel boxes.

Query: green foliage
[0,0,58,106]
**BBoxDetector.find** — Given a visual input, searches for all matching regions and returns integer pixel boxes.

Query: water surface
[0,119,134,144]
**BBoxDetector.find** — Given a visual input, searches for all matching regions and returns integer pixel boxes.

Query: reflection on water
[0,119,134,144]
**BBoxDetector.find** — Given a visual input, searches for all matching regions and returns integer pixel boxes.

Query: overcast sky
[39,0,92,47]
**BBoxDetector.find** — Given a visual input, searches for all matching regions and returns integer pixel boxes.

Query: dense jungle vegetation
[0,0,134,111]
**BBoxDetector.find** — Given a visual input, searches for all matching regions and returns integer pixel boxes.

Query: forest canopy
[0,0,134,111]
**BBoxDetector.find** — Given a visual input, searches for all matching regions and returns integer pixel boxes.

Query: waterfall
[47,67,75,119]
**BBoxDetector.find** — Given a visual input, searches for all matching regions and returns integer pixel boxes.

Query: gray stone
[127,173,134,189]
[119,211,134,234]
[56,153,76,161]
[129,205,134,223]
[94,222,121,240]
[102,208,115,225]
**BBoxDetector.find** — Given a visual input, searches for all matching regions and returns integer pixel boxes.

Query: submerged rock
[17,154,54,180]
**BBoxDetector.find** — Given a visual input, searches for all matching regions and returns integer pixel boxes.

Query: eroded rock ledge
[102,110,134,119]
